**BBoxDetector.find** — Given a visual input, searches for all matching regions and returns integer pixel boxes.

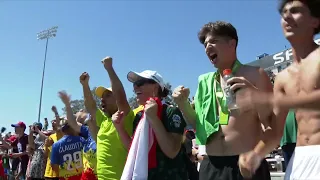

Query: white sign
[273,38,320,65]
[273,49,293,65]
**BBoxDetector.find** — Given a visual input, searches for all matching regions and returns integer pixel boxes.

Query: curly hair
[198,21,238,48]
[278,0,320,34]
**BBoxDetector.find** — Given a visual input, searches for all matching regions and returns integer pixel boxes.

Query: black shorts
[199,155,270,180]
[20,159,29,175]
[11,158,20,171]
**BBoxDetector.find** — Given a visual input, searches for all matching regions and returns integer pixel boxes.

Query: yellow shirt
[134,105,144,114]
[96,108,137,180]
[44,133,63,178]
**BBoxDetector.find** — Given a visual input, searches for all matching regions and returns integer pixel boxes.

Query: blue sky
[0,1,310,132]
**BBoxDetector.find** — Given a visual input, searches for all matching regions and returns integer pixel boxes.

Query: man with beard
[80,56,140,180]
[172,21,283,180]
[239,0,320,179]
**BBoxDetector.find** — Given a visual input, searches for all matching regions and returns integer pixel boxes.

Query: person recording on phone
[28,122,47,179]
[43,118,49,131]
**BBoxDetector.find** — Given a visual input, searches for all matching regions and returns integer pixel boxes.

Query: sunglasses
[133,78,157,87]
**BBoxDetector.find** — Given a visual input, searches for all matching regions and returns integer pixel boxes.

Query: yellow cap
[95,86,112,98]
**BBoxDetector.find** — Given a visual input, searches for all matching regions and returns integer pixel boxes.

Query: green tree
[163,82,175,106]
[128,96,139,109]
[61,87,101,114]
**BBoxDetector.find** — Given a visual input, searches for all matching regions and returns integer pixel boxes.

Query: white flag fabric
[121,112,154,180]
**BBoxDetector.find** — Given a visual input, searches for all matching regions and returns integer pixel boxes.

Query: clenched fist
[80,72,90,85]
[172,86,190,106]
[145,98,158,118]
[51,106,58,114]
[112,111,125,129]
[101,56,113,70]
[239,151,262,178]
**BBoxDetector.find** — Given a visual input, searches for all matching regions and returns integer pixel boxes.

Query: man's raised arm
[80,72,97,116]
[58,91,81,133]
[101,57,130,115]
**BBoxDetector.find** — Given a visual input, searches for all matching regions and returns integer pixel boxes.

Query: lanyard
[213,60,242,125]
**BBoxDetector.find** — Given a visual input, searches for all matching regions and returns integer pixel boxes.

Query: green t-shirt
[96,109,135,180]
[2,156,9,169]
[132,105,188,180]
[280,109,298,147]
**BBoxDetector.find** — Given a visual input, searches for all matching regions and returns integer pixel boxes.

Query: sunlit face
[14,127,24,135]
[204,34,236,69]
[280,1,319,40]
[51,120,57,129]
[100,90,117,114]
[133,78,159,105]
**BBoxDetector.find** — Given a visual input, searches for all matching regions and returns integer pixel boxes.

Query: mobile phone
[0,127,6,133]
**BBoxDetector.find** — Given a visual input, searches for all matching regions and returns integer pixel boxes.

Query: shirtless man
[239,0,320,179]
[172,21,280,180]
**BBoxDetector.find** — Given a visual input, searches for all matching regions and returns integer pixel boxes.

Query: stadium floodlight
[37,26,58,40]
[36,26,58,123]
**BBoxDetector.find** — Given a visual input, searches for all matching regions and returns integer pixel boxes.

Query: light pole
[37,26,58,123]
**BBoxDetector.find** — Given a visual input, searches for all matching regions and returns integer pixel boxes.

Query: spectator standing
[27,122,47,180]
[114,70,188,179]
[6,122,29,180]
[3,134,17,179]
[173,21,274,180]
[58,91,98,180]
[233,1,320,179]
[80,56,138,180]
[44,107,63,180]
[50,120,85,180]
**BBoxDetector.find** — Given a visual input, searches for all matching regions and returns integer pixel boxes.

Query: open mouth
[284,22,297,30]
[209,52,218,64]
[285,24,293,29]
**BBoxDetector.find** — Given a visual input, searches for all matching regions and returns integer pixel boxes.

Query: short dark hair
[198,21,238,48]
[158,87,169,98]
[278,0,320,34]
